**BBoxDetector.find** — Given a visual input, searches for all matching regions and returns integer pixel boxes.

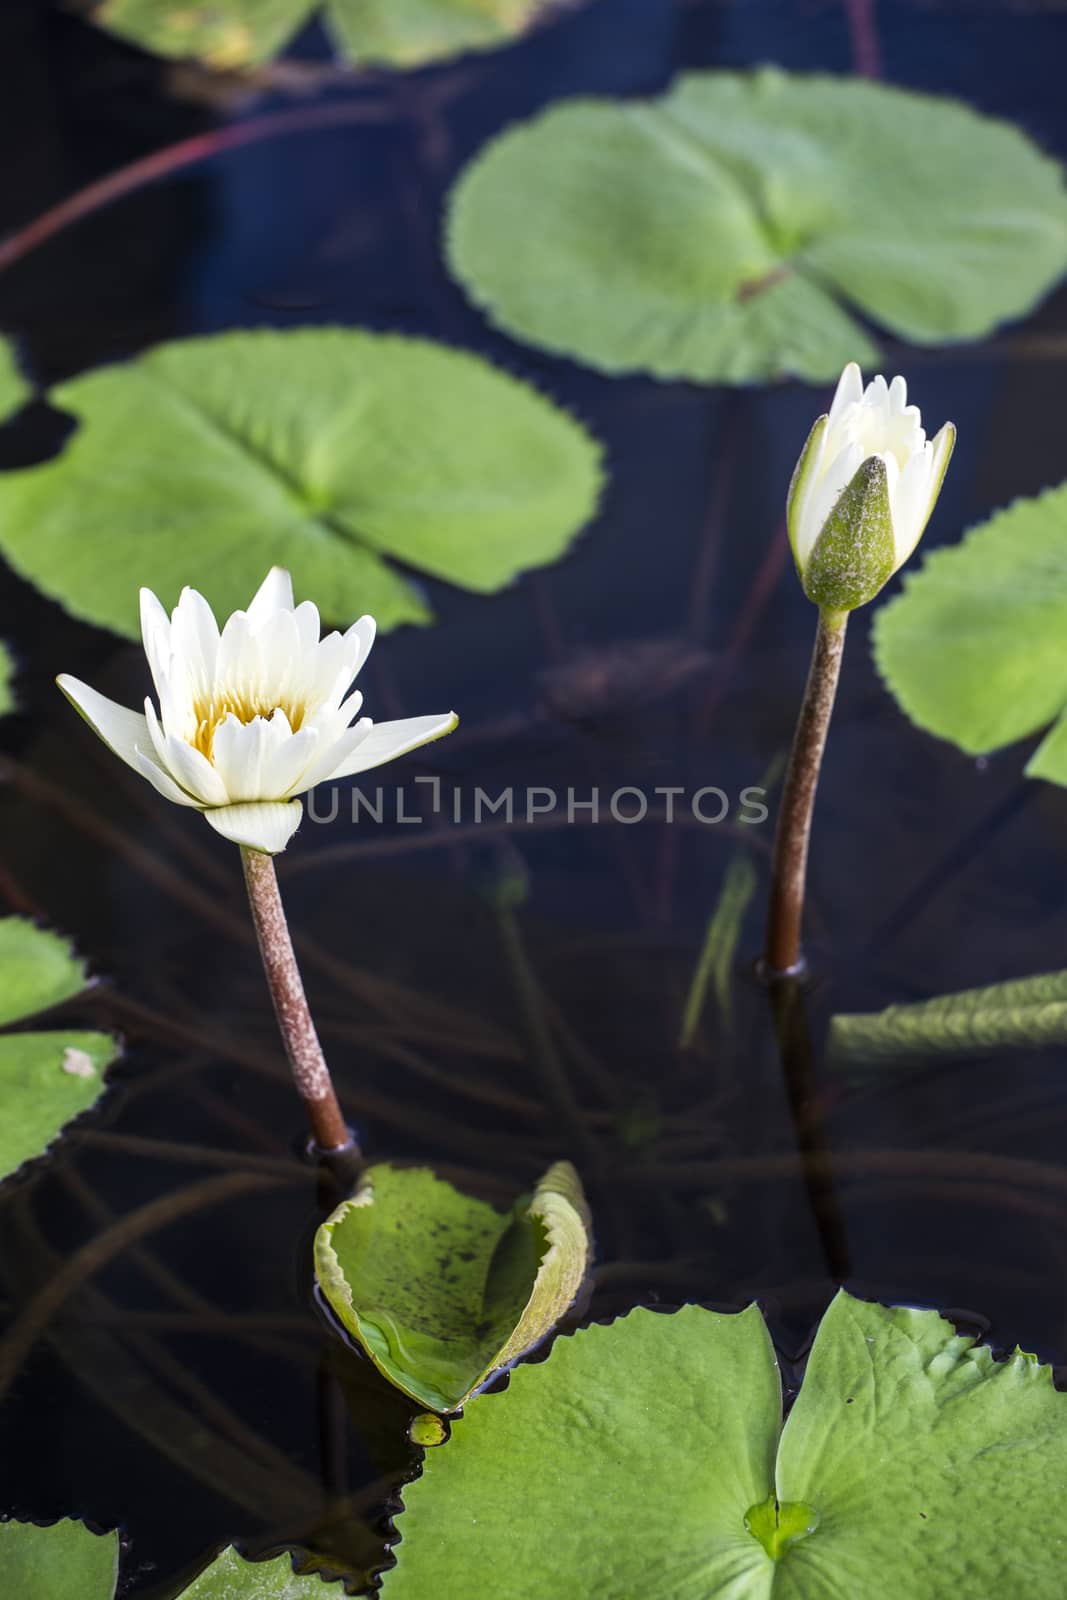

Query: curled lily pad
[385,1291,1067,1599]
[91,0,580,72]
[0,329,602,641]
[830,967,1067,1068]
[447,69,1067,383]
[875,482,1067,781]
[314,1160,591,1412]
[0,917,119,1182]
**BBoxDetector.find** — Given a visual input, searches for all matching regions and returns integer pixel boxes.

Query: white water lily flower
[787,362,955,613]
[58,569,457,855]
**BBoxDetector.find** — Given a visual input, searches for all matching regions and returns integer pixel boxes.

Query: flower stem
[240,846,357,1159]
[764,608,849,977]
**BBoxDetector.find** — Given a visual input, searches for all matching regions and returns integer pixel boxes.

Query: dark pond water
[3,0,1067,1593]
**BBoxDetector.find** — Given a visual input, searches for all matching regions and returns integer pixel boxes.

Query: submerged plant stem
[765,608,848,977]
[240,846,357,1159]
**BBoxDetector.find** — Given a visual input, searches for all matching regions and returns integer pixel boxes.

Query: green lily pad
[0,328,602,640]
[179,1546,344,1597]
[0,917,90,1028]
[91,0,574,72]
[384,1291,1067,1598]
[0,1524,340,1599]
[0,338,29,420]
[0,917,119,1182]
[314,1160,591,1412]
[447,69,1067,384]
[830,967,1067,1068]
[0,1521,119,1600]
[0,642,16,716]
[875,482,1067,780]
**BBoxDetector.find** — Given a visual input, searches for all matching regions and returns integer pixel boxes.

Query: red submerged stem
[0,98,395,275]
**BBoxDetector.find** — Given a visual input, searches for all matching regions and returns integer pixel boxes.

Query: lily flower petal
[203,800,304,854]
[58,674,157,776]
[139,589,172,700]
[262,724,322,798]
[131,748,202,808]
[211,713,271,803]
[247,567,295,623]
[327,712,459,781]
[170,587,221,705]
[343,616,377,681]
[826,360,864,429]
[159,729,231,807]
[294,718,375,794]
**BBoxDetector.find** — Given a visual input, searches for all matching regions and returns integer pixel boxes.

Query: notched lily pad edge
[0,1516,349,1597]
[0,1030,123,1189]
[446,69,1067,385]
[11,325,606,640]
[872,481,1067,759]
[0,917,122,1187]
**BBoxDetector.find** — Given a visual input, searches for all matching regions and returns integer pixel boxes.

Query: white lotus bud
[787,363,955,613]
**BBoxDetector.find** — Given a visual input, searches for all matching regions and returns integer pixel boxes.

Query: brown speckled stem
[241,846,355,1157]
[765,609,848,978]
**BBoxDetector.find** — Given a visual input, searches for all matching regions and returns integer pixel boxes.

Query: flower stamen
[191,692,306,759]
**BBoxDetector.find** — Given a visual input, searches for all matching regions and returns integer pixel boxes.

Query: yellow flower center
[190,692,306,760]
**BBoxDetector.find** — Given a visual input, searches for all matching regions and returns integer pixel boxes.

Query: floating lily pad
[831,967,1067,1068]
[0,918,90,1028]
[384,1290,1067,1598]
[0,1523,340,1599]
[0,642,15,716]
[91,0,576,71]
[315,1161,591,1412]
[875,483,1067,783]
[179,1546,344,1597]
[0,329,602,641]
[0,917,118,1182]
[0,338,29,420]
[447,69,1067,383]
[0,1521,119,1600]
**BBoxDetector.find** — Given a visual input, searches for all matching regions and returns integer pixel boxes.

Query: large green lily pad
[830,967,1067,1068]
[0,917,119,1182]
[875,482,1067,783]
[384,1290,1067,1598]
[0,1521,119,1600]
[91,0,575,72]
[0,1524,341,1599]
[447,69,1067,383]
[315,1161,591,1412]
[0,328,602,640]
